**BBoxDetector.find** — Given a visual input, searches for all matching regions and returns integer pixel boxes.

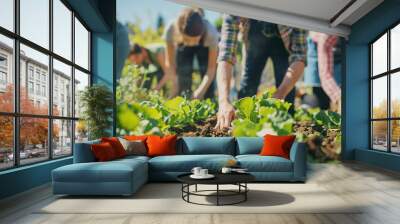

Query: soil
[171,116,231,137]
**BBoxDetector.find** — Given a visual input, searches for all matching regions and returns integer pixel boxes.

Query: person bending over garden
[164,8,219,99]
[128,43,170,92]
[215,16,307,129]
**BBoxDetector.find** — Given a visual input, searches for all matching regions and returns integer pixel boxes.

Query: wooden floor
[1,162,400,224]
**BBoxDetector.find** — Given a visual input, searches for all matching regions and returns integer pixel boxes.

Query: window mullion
[387,30,391,152]
[48,0,54,160]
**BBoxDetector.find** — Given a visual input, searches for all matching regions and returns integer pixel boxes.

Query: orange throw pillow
[124,135,148,142]
[101,137,126,158]
[146,135,177,157]
[260,134,296,159]
[91,142,117,162]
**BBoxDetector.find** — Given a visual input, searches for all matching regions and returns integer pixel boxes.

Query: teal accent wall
[344,0,400,171]
[0,0,116,200]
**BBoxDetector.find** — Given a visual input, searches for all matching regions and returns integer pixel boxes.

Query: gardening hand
[215,101,235,129]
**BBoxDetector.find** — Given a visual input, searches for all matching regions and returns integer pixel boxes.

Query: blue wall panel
[0,158,72,199]
[345,0,400,171]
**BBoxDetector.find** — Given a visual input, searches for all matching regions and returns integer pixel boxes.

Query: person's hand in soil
[215,100,235,129]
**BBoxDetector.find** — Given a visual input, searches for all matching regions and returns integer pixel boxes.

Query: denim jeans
[238,20,294,105]
[176,45,215,99]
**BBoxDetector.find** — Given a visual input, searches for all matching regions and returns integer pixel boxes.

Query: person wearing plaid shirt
[215,15,308,129]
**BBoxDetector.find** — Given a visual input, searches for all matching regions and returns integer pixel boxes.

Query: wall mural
[115,0,342,162]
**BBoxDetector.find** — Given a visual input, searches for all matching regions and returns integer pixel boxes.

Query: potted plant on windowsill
[79,84,113,140]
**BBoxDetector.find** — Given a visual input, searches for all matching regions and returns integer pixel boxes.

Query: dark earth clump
[171,116,231,137]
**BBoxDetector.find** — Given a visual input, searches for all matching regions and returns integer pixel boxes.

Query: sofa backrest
[177,137,236,155]
[236,137,264,155]
[73,139,100,163]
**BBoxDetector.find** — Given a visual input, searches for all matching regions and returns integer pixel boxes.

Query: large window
[0,0,91,170]
[370,22,400,153]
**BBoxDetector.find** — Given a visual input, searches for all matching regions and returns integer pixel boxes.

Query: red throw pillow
[146,135,177,157]
[101,137,126,158]
[91,142,117,162]
[260,134,296,159]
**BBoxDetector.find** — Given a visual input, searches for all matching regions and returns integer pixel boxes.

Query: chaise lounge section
[52,137,307,196]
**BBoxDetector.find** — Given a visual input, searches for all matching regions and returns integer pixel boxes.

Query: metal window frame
[0,0,92,171]
[369,19,400,155]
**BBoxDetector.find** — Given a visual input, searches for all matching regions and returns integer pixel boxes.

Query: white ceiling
[167,0,384,37]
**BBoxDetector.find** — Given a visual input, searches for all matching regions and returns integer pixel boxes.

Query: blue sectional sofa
[52,137,307,196]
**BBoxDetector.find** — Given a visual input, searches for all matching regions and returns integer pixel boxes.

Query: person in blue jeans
[239,20,292,102]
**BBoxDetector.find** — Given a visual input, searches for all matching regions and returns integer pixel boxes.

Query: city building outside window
[0,0,91,170]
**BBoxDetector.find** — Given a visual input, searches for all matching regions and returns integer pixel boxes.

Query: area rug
[37,183,362,214]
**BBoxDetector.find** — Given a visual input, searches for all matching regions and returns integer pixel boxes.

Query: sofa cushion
[91,142,118,161]
[147,135,177,157]
[149,154,235,172]
[53,158,147,183]
[260,134,296,159]
[236,155,293,172]
[236,137,263,155]
[178,137,235,155]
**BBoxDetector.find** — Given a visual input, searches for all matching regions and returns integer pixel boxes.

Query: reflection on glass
[372,77,387,119]
[74,18,89,70]
[20,0,49,49]
[74,69,89,118]
[0,116,13,170]
[75,120,88,143]
[391,24,400,70]
[0,0,14,31]
[53,0,72,60]
[391,120,400,153]
[53,59,72,117]
[372,33,387,76]
[391,72,400,118]
[372,121,388,151]
[0,34,14,112]
[53,119,72,157]
[20,44,49,115]
[20,117,49,165]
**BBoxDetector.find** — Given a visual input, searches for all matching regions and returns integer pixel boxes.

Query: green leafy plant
[80,84,113,140]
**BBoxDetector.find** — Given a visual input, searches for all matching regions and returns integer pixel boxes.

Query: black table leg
[216,184,219,206]
[195,184,198,192]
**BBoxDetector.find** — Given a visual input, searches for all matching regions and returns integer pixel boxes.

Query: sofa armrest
[289,141,307,181]
[73,140,99,163]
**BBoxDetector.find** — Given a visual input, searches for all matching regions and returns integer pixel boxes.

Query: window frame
[0,0,92,171]
[370,20,400,154]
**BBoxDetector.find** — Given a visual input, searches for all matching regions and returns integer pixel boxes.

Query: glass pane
[0,116,14,170]
[74,69,89,118]
[20,44,49,115]
[372,33,387,76]
[53,0,72,60]
[391,24,400,70]
[372,77,387,119]
[372,121,388,151]
[0,35,14,112]
[53,59,72,117]
[0,0,14,31]
[53,119,72,157]
[74,18,89,70]
[20,117,49,165]
[391,72,400,118]
[75,120,88,143]
[20,0,49,49]
[391,120,400,153]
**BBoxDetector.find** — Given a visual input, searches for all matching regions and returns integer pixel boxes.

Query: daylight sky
[117,0,221,29]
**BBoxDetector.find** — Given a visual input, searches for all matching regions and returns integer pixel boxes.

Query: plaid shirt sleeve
[217,14,240,64]
[278,26,308,65]
[311,33,341,103]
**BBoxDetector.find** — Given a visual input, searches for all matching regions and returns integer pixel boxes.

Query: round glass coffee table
[177,173,255,206]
